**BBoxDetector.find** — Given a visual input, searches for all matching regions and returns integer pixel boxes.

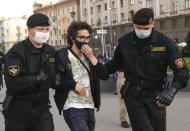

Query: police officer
[105,8,189,131]
[3,13,56,131]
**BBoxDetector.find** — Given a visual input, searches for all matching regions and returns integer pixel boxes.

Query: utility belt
[120,81,163,99]
[2,94,50,114]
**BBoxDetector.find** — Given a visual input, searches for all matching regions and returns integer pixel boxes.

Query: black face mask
[75,40,88,50]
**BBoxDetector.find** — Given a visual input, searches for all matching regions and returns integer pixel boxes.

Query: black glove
[157,86,178,106]
[32,70,48,87]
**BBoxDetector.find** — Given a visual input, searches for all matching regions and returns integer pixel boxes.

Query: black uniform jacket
[54,47,109,114]
[106,29,189,91]
[4,38,56,104]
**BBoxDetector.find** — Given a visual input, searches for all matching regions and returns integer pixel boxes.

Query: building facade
[80,0,190,56]
[0,17,27,53]
[33,0,80,49]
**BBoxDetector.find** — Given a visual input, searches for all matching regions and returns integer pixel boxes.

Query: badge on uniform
[174,58,185,69]
[49,57,55,63]
[151,46,166,52]
[8,65,20,76]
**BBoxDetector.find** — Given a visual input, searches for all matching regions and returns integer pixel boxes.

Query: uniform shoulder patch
[151,47,166,52]
[8,65,20,76]
[49,57,55,63]
[174,58,185,69]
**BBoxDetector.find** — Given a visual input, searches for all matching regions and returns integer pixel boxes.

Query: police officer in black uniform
[3,13,56,131]
[105,8,189,131]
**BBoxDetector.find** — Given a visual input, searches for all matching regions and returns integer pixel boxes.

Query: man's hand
[75,83,86,97]
[155,87,178,107]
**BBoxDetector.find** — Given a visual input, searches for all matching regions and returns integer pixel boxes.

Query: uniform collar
[131,28,157,46]
[26,37,46,54]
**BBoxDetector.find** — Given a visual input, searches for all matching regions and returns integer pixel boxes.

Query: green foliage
[184,57,190,69]
[181,31,190,57]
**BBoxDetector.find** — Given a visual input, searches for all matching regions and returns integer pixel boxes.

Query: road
[0,88,190,131]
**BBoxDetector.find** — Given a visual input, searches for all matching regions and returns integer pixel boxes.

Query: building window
[57,10,60,16]
[91,7,93,14]
[186,0,190,9]
[112,14,117,23]
[62,9,64,14]
[91,18,94,25]
[160,20,165,30]
[185,16,190,27]
[104,16,108,24]
[97,5,101,12]
[120,0,124,7]
[138,0,142,3]
[172,2,178,13]
[172,19,177,29]
[105,3,107,11]
[84,8,87,15]
[160,4,166,14]
[112,1,115,8]
[130,0,134,5]
[121,13,125,21]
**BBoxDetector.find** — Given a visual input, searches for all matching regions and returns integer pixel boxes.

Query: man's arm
[105,45,123,74]
[4,52,35,94]
[156,38,189,106]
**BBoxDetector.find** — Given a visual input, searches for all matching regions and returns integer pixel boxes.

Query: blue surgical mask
[134,28,152,39]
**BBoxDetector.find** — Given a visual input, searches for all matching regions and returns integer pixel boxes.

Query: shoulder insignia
[174,58,185,69]
[49,57,55,63]
[8,65,20,76]
[151,47,166,52]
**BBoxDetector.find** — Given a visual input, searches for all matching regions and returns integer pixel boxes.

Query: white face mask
[134,28,152,39]
[31,31,49,44]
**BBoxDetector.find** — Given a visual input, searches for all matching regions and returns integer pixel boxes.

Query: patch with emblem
[49,57,55,63]
[151,47,166,52]
[8,65,20,76]
[174,58,185,69]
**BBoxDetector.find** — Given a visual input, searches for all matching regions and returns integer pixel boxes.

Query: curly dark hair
[67,21,92,45]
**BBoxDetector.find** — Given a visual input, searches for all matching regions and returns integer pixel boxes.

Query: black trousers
[124,93,166,131]
[3,100,54,131]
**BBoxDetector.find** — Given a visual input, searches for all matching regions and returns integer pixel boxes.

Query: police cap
[27,13,50,27]
[133,8,154,25]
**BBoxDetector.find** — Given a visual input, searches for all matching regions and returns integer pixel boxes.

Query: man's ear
[152,21,156,28]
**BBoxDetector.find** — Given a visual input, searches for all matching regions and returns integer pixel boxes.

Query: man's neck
[29,37,43,48]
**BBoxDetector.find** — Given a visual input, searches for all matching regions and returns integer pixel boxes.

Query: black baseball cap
[133,8,154,25]
[27,13,50,27]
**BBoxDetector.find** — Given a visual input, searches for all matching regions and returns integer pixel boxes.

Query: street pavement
[0,87,190,131]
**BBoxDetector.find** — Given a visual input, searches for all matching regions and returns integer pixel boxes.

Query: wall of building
[0,17,27,53]
[34,0,80,49]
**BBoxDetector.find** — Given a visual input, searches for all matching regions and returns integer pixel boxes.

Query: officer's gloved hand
[32,70,48,87]
[157,86,178,106]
